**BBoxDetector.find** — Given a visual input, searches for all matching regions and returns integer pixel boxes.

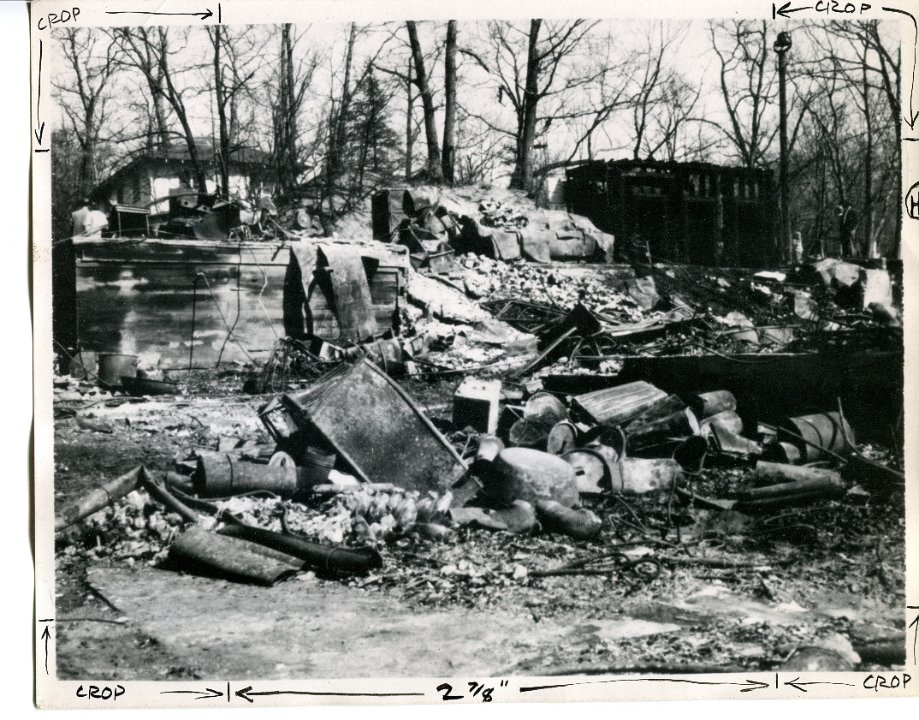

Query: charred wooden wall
[565,160,780,267]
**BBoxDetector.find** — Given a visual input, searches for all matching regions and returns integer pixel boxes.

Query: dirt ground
[50,371,906,680]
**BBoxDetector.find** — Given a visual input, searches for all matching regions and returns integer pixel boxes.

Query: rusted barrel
[169,525,300,586]
[573,382,669,426]
[195,450,298,498]
[764,441,802,465]
[710,424,762,457]
[737,462,846,511]
[610,458,681,495]
[673,435,709,473]
[218,521,383,574]
[546,421,579,455]
[689,390,737,419]
[701,410,744,436]
[627,408,700,449]
[508,418,549,449]
[536,499,602,540]
[563,447,614,495]
[489,500,538,534]
[524,392,568,426]
[778,411,854,462]
[488,448,579,507]
[625,394,686,428]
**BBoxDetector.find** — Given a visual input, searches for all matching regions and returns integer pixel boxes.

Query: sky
[47,13,900,185]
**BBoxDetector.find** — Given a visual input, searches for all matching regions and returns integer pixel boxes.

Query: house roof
[91,139,271,201]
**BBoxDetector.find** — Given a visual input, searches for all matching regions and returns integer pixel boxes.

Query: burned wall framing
[565,160,780,267]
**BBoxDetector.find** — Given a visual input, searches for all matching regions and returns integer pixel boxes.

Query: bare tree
[115,27,209,192]
[404,53,414,180]
[262,24,319,201]
[462,19,599,190]
[53,29,121,195]
[627,23,705,161]
[709,20,777,169]
[796,20,900,257]
[405,21,444,183]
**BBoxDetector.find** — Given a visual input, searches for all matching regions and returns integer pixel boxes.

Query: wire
[193,271,255,364]
[216,241,246,365]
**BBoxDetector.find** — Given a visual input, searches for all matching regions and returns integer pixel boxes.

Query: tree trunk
[79,107,97,194]
[406,21,443,183]
[325,22,357,218]
[282,24,298,199]
[212,26,230,196]
[405,54,414,181]
[509,19,541,191]
[861,60,874,258]
[156,30,208,192]
[441,20,457,184]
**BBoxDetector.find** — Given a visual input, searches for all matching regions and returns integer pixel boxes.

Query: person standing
[792,231,804,264]
[81,202,109,238]
[70,197,90,237]
[837,203,859,257]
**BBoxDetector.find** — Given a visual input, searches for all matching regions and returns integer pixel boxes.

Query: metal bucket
[97,353,138,387]
[69,350,97,380]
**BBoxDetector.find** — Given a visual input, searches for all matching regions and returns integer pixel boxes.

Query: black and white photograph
[31,0,918,708]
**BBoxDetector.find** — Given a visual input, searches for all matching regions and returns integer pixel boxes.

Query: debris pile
[55,181,905,672]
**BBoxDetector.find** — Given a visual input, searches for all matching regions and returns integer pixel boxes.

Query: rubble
[54,180,906,675]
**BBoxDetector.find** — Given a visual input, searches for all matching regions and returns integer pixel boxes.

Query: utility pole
[774,31,792,264]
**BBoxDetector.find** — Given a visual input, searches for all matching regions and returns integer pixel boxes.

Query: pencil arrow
[160,688,224,700]
[773,3,814,19]
[520,677,770,694]
[234,686,425,703]
[40,625,51,675]
[783,677,856,693]
[33,39,46,147]
[105,8,214,21]
[908,613,919,665]
[883,6,919,130]
[738,678,771,692]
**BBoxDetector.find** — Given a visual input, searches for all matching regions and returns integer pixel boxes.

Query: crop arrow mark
[160,687,224,700]
[773,3,814,19]
[520,677,770,694]
[34,38,46,147]
[40,624,51,675]
[784,677,856,693]
[234,686,425,704]
[105,8,214,21]
[883,6,919,130]
[908,612,919,665]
